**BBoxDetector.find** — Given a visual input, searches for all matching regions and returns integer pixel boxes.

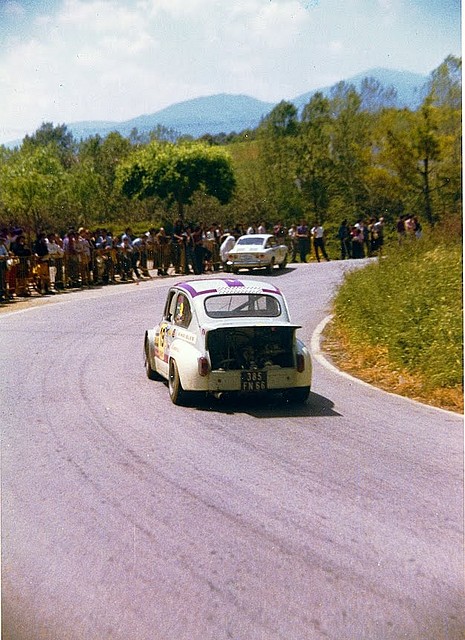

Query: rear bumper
[227,258,269,268]
[206,368,311,392]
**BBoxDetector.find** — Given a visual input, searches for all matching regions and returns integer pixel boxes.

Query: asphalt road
[1,262,463,640]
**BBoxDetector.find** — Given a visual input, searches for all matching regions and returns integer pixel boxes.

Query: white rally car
[226,234,288,273]
[144,278,311,405]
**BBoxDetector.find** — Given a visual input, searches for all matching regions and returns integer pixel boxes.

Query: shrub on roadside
[332,232,463,390]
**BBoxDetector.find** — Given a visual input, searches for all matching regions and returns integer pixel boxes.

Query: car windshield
[204,294,281,318]
[236,237,264,246]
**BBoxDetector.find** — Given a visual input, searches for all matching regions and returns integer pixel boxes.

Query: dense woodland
[0,55,461,239]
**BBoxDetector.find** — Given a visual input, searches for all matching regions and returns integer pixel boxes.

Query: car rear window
[204,294,281,318]
[236,237,263,246]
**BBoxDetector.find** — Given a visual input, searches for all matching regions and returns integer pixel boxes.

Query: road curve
[1,262,463,640]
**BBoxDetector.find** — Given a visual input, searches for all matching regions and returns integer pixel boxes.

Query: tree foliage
[0,145,66,231]
[116,141,236,219]
[297,93,333,221]
[252,59,461,227]
[0,56,461,234]
[426,55,461,109]
[22,122,76,169]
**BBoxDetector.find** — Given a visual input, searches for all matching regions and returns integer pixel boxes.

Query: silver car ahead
[227,234,288,273]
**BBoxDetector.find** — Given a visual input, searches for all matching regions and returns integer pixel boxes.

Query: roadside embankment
[323,232,463,413]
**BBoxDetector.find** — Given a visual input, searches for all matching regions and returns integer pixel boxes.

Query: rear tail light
[296,353,305,373]
[198,357,210,376]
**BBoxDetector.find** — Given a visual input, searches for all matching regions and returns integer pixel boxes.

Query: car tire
[278,253,288,269]
[168,359,190,405]
[266,257,275,274]
[286,386,310,404]
[144,338,161,380]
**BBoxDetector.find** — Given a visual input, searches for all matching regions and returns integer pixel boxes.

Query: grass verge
[324,230,463,414]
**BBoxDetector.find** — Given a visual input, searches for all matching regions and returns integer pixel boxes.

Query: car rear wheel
[266,257,275,274]
[144,338,161,380]
[278,253,288,269]
[168,359,189,405]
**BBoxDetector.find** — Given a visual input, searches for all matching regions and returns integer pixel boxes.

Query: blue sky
[0,0,461,144]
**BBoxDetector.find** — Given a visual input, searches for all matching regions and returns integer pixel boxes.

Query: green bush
[332,233,463,388]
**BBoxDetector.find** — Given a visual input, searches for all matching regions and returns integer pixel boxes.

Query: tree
[62,158,106,227]
[0,145,66,232]
[22,122,76,169]
[426,55,461,110]
[259,100,299,138]
[257,101,303,221]
[329,82,372,217]
[382,102,442,225]
[413,100,441,225]
[358,77,398,112]
[116,141,236,219]
[297,92,334,222]
[225,140,269,225]
[78,132,134,222]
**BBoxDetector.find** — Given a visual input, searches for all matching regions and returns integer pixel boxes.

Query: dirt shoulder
[323,321,463,414]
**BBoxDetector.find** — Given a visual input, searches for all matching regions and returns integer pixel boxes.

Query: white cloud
[247,1,310,45]
[140,0,211,19]
[328,41,344,54]
[0,0,461,143]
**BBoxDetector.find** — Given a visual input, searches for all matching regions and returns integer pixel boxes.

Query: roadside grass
[324,230,463,413]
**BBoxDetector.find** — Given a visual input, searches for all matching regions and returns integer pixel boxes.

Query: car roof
[175,278,283,299]
[236,234,271,241]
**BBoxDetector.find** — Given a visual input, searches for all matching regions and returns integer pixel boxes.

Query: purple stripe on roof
[222,279,244,288]
[177,279,281,298]
[178,282,218,298]
[177,283,198,296]
[197,288,218,297]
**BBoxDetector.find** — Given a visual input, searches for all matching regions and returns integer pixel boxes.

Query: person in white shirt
[287,224,298,262]
[76,228,91,286]
[219,233,236,270]
[311,224,330,262]
[46,232,65,289]
[118,236,133,281]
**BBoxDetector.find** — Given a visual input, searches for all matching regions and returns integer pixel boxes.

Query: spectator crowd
[0,213,400,302]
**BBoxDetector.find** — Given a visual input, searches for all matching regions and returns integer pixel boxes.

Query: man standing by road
[337,220,351,260]
[311,223,330,262]
[0,235,9,301]
[296,219,310,263]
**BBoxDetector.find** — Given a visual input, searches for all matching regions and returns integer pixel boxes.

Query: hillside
[65,67,429,142]
[7,67,429,145]
[292,68,428,110]
[70,94,275,141]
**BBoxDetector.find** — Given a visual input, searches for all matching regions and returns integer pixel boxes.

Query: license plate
[240,370,267,391]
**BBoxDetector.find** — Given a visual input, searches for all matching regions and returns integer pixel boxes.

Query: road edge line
[311,314,463,418]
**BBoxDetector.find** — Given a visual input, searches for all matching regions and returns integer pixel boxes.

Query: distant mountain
[7,67,430,146]
[292,68,428,110]
[70,94,276,141]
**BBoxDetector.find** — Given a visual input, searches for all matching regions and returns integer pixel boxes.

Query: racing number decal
[157,322,169,361]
